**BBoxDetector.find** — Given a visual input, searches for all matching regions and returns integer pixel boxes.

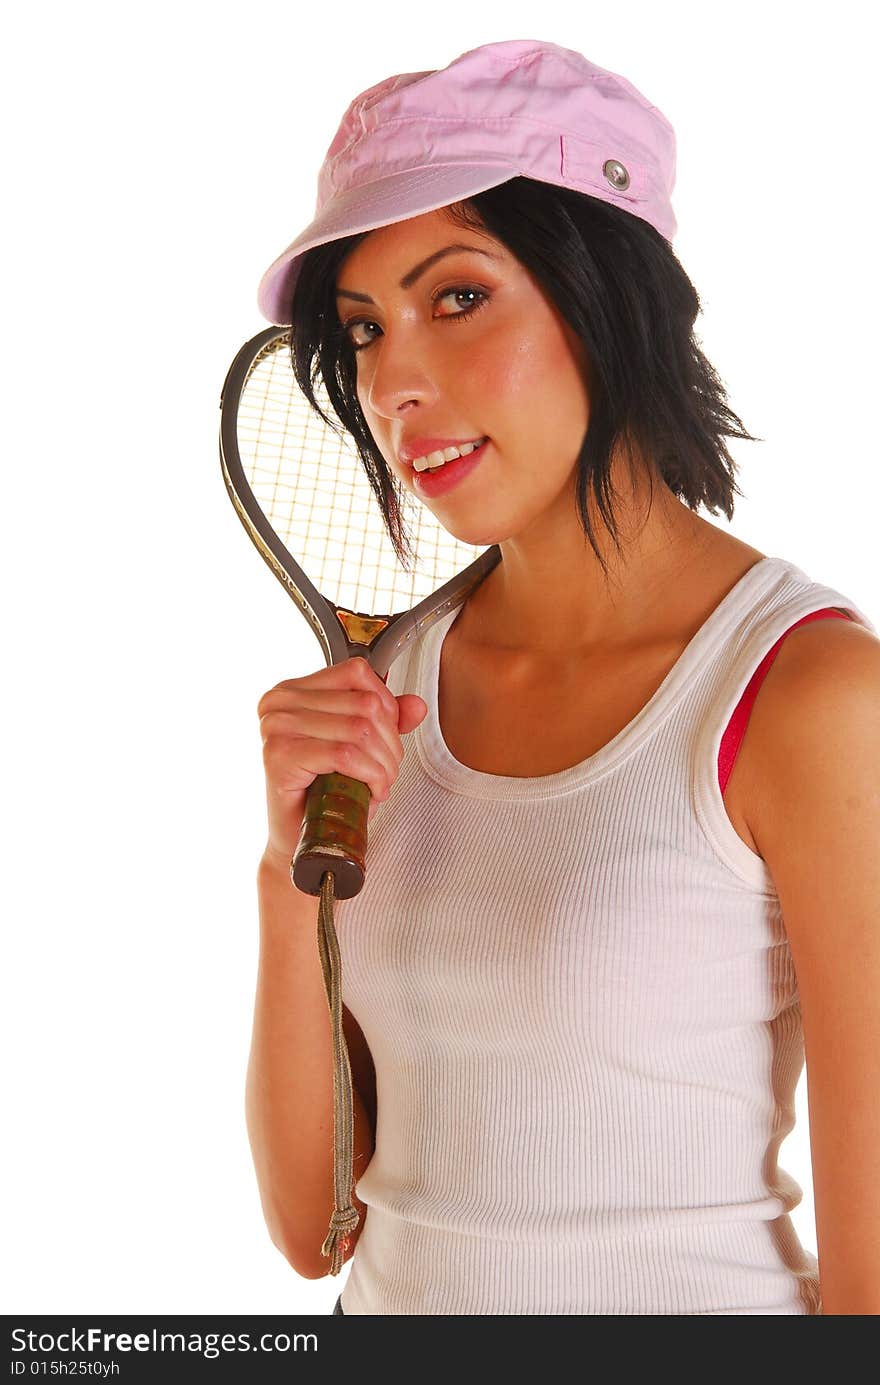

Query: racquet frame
[219,324,502,896]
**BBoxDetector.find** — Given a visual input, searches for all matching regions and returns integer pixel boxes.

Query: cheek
[474,327,589,443]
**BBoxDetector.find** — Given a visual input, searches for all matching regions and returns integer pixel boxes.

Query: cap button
[603,158,630,191]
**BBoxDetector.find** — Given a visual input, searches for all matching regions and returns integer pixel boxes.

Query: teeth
[412,438,487,472]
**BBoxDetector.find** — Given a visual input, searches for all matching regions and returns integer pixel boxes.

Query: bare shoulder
[745,606,879,718]
[729,609,879,854]
[739,608,880,859]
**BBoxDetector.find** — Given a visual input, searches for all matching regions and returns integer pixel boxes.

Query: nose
[361,328,441,423]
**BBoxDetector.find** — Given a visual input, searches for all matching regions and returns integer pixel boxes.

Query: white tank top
[335,555,877,1314]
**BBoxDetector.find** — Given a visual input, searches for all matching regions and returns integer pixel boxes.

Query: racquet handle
[291,772,371,898]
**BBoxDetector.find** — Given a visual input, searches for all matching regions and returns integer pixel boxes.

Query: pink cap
[257,38,677,325]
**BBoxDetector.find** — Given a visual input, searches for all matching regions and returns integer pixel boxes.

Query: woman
[245,39,880,1315]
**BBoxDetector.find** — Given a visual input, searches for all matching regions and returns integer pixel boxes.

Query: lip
[411,439,490,498]
[399,436,487,465]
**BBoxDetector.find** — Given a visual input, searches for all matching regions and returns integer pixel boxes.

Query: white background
[3,0,877,1315]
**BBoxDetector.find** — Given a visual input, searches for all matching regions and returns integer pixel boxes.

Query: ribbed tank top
[335,554,877,1315]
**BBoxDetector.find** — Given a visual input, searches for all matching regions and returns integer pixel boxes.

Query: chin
[432,518,507,550]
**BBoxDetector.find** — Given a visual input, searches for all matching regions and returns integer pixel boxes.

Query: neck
[461,458,719,657]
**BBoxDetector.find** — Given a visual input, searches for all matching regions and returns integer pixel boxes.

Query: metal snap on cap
[603,158,630,191]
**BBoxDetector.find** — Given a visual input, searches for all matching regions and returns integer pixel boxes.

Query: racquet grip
[291,773,370,898]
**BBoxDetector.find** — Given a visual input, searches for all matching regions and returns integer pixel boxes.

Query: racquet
[219,323,500,1272]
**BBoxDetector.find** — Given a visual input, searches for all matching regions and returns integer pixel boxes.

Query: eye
[340,286,490,353]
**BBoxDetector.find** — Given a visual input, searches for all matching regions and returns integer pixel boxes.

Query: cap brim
[257,161,518,325]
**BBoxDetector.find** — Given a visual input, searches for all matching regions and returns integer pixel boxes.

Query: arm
[744,617,880,1315]
[245,848,375,1279]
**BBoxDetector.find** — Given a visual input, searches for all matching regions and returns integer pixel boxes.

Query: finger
[261,691,401,769]
[263,731,392,802]
[259,657,399,722]
[397,695,429,733]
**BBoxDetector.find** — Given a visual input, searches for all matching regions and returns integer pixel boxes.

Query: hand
[257,657,428,865]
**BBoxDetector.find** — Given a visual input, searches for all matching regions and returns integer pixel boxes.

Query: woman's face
[333,206,593,549]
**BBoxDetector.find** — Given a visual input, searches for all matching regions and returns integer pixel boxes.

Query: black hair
[288,176,760,580]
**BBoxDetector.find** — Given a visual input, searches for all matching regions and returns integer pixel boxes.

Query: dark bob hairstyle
[288,176,760,580]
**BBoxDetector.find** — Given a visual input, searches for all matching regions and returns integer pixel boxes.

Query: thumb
[397,694,429,733]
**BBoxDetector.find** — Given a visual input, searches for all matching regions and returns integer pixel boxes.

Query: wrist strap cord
[316,870,359,1275]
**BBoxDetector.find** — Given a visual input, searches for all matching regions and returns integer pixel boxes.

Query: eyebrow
[335,243,502,303]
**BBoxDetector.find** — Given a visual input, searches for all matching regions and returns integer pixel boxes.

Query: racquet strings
[235,334,490,1274]
[236,334,489,612]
